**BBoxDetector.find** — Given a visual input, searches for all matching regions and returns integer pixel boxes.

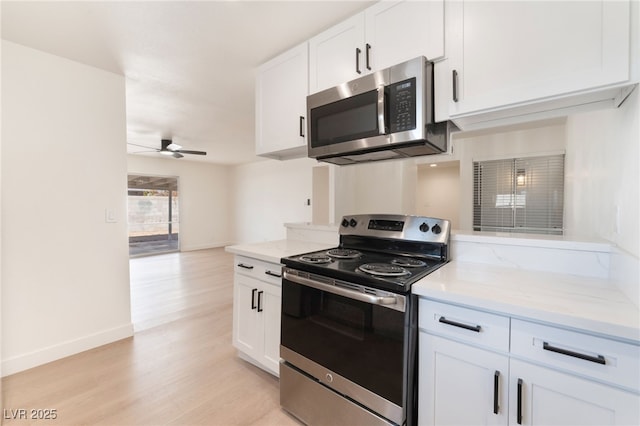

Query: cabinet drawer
[511,319,640,392]
[234,255,283,286]
[419,299,510,352]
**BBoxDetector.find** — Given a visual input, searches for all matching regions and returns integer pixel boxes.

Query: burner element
[326,249,362,259]
[299,254,332,264]
[358,263,411,277]
[391,258,427,268]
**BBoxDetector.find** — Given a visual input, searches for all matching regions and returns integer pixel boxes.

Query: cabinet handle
[265,270,282,278]
[299,116,305,137]
[257,291,264,312]
[251,288,257,310]
[438,316,481,333]
[237,263,254,270]
[452,70,459,102]
[356,47,362,74]
[365,43,372,70]
[493,370,500,414]
[542,341,606,365]
[517,378,523,425]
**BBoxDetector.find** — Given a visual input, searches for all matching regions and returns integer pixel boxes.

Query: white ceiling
[1,0,373,165]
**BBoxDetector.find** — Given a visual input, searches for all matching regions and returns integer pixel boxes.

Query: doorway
[127,175,179,256]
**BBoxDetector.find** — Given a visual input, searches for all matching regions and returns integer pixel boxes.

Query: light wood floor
[2,248,300,425]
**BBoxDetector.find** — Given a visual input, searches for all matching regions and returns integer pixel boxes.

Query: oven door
[280,268,409,424]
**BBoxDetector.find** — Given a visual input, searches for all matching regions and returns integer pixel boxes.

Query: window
[473,154,564,235]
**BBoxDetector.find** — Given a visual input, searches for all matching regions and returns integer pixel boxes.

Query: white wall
[232,157,315,243]
[565,88,639,257]
[565,87,639,304]
[1,41,132,376]
[416,163,461,228]
[334,160,418,219]
[127,156,233,251]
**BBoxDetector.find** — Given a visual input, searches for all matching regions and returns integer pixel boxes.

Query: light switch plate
[105,208,117,223]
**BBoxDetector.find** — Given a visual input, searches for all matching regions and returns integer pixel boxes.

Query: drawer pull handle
[265,270,282,278]
[438,316,481,333]
[237,263,254,270]
[251,288,257,310]
[542,341,606,365]
[493,370,500,414]
[517,378,523,424]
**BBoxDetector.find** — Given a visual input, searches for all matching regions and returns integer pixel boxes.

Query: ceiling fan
[159,139,207,158]
[128,139,207,159]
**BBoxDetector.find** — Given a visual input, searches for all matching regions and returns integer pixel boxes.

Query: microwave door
[308,88,389,158]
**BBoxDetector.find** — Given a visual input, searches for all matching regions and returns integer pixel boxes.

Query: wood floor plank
[1,248,300,425]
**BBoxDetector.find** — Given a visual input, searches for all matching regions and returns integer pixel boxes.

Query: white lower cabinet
[418,299,640,426]
[232,256,282,376]
[419,333,509,425]
[509,359,639,426]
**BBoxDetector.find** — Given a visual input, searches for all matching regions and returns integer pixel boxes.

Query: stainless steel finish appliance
[306,57,455,165]
[280,214,451,426]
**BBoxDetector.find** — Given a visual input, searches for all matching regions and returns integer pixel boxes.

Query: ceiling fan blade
[172,152,184,159]
[177,150,207,155]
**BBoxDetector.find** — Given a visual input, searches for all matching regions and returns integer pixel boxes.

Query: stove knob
[349,218,358,227]
[432,224,442,235]
[419,222,430,232]
[341,219,349,228]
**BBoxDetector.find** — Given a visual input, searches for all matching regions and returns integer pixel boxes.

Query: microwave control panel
[389,77,417,133]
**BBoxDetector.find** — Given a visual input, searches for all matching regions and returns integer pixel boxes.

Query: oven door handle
[283,271,398,306]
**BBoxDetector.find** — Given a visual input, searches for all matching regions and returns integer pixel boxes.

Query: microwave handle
[377,86,386,135]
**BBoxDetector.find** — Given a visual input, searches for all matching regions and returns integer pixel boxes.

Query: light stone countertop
[225,239,335,264]
[412,260,640,343]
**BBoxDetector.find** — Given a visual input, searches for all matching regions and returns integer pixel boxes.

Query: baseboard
[1,323,134,377]
[180,241,233,252]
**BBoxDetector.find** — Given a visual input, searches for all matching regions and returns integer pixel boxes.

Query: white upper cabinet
[309,14,366,94]
[445,0,634,129]
[255,42,308,159]
[309,0,444,93]
[365,0,444,71]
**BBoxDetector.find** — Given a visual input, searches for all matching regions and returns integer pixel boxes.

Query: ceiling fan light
[167,143,182,151]
[159,150,173,156]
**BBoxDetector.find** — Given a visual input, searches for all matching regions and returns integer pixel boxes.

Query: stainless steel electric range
[279,214,450,426]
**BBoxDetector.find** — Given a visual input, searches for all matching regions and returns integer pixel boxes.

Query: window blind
[473,154,564,235]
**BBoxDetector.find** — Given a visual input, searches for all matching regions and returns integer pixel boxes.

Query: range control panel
[388,77,417,133]
[339,214,450,244]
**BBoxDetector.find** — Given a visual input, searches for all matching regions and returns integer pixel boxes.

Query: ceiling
[1,1,373,165]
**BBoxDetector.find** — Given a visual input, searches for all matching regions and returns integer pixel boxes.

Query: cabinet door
[260,282,282,376]
[309,13,365,93]
[447,0,630,116]
[255,42,308,158]
[419,333,509,426]
[365,0,444,72]
[510,359,640,426]
[232,275,262,359]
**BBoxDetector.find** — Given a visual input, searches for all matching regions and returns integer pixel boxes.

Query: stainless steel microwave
[307,56,453,165]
